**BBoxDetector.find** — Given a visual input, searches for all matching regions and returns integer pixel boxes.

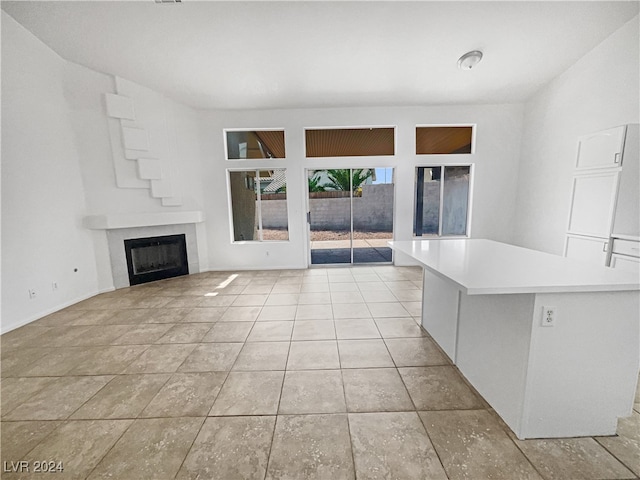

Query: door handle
[602,241,609,252]
[614,153,621,164]
[307,212,311,224]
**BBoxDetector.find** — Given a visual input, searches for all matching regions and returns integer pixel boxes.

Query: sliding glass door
[307,168,394,266]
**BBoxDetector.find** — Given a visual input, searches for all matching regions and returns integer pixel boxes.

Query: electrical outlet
[52,282,59,292]
[28,289,37,299]
[541,306,557,327]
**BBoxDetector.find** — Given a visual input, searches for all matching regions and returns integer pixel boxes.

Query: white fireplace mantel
[84,211,204,230]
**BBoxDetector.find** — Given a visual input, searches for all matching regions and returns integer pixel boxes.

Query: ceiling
[2,1,638,110]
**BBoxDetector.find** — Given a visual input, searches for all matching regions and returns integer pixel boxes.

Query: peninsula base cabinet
[422,268,639,439]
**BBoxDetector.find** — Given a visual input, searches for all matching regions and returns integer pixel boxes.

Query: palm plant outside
[323,169,373,192]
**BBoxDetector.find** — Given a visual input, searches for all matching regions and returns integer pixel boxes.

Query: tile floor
[1,266,639,480]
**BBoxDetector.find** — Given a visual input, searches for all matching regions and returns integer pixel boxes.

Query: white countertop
[389,239,640,295]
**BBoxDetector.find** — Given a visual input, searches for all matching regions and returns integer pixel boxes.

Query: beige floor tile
[298,292,332,305]
[0,420,62,462]
[178,343,243,372]
[279,370,346,414]
[399,366,484,410]
[176,416,275,480]
[385,337,450,366]
[385,280,420,291]
[391,289,423,302]
[30,309,87,327]
[366,302,411,318]
[349,411,447,480]
[331,291,364,304]
[291,320,336,340]
[1,377,57,417]
[300,282,330,293]
[266,414,354,480]
[374,317,426,338]
[123,344,198,374]
[14,347,96,377]
[401,301,423,316]
[102,309,153,325]
[163,296,205,308]
[22,420,132,479]
[140,308,194,324]
[271,284,302,294]
[38,325,96,347]
[233,342,290,371]
[242,283,275,294]
[201,322,254,342]
[332,303,371,319]
[70,374,171,419]
[4,376,114,420]
[359,289,398,303]
[110,324,174,344]
[265,293,300,306]
[181,306,227,322]
[596,412,640,477]
[209,371,284,416]
[329,282,359,292]
[142,372,227,417]
[197,295,237,307]
[295,304,333,320]
[220,306,262,322]
[257,305,297,321]
[1,327,54,351]
[87,417,203,480]
[1,347,54,377]
[66,345,149,375]
[356,281,391,292]
[155,323,213,344]
[334,319,381,340]
[232,294,269,307]
[247,321,294,342]
[342,368,414,412]
[516,436,635,480]
[287,341,340,370]
[420,410,543,480]
[337,339,394,368]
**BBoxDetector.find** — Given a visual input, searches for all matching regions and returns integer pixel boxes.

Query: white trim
[0,288,114,335]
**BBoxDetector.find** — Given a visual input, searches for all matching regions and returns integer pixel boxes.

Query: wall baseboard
[0,287,114,335]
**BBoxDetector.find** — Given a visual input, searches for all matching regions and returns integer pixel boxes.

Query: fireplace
[124,234,188,285]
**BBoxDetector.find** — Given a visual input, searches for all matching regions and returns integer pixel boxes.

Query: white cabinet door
[567,171,619,237]
[564,235,608,266]
[610,253,640,275]
[576,125,626,170]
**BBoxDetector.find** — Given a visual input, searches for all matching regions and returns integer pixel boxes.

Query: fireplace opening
[124,234,188,286]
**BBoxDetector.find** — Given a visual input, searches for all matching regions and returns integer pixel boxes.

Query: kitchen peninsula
[390,239,640,439]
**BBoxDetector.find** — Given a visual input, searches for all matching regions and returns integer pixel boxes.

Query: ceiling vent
[155,0,182,3]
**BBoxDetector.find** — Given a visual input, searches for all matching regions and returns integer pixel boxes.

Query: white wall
[1,12,100,332]
[63,66,209,290]
[512,16,640,255]
[200,104,524,270]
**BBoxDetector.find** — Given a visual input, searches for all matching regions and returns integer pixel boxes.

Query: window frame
[226,168,290,243]
[413,163,474,239]
[223,128,287,161]
[415,124,476,155]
